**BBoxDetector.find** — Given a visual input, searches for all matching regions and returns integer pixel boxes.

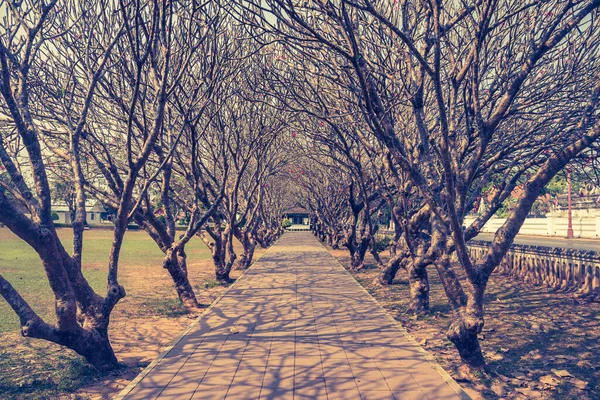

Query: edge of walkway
[315,235,472,400]
[113,237,281,400]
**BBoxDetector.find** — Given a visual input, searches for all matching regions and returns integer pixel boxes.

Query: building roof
[283,206,309,215]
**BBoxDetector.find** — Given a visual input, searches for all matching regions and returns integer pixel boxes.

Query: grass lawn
[0,227,255,399]
[0,228,212,333]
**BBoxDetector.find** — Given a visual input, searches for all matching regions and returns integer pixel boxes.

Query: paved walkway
[117,232,467,400]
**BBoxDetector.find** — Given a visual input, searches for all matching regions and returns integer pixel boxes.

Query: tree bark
[378,252,407,284]
[407,263,430,314]
[349,239,369,271]
[237,237,256,269]
[0,274,119,371]
[447,319,486,370]
[162,247,200,310]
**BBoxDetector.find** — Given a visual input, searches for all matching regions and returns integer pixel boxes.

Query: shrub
[374,236,393,252]
[282,218,292,228]
[51,212,59,221]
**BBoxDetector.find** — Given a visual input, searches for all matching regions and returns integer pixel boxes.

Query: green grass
[0,226,248,400]
[200,280,221,290]
[0,227,211,333]
[140,297,191,318]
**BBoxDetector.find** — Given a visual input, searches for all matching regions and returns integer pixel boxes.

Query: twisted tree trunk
[407,262,430,314]
[162,246,200,309]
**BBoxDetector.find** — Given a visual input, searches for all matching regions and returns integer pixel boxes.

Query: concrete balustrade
[376,228,600,296]
[468,241,600,296]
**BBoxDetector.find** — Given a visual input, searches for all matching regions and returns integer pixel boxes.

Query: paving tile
[156,381,198,399]
[189,390,226,400]
[324,377,360,392]
[125,386,164,400]
[198,369,237,387]
[384,374,423,392]
[359,391,397,400]
[327,389,363,400]
[262,367,294,389]
[354,376,391,392]
[122,233,465,400]
[294,378,328,399]
[225,384,262,399]
[258,387,294,400]
[322,361,354,379]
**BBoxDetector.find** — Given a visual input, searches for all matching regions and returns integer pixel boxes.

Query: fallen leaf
[539,375,560,387]
[515,387,543,398]
[577,360,593,369]
[551,369,574,378]
[574,379,589,390]
[491,382,505,396]
[485,352,504,361]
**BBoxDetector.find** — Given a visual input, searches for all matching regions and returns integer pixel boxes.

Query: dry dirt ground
[328,248,600,400]
[0,228,264,400]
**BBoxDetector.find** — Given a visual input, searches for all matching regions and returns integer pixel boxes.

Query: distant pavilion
[283,206,310,225]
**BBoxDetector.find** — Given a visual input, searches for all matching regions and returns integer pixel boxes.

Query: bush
[51,212,59,221]
[374,236,393,252]
[282,218,292,228]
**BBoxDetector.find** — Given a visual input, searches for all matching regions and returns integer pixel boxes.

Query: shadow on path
[116,232,469,400]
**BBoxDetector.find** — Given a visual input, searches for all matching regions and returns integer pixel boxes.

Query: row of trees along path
[231,0,600,372]
[1,0,600,379]
[0,1,290,370]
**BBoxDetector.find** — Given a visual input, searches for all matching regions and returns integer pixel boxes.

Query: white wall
[54,211,70,224]
[464,216,600,238]
[87,212,102,225]
[53,211,103,225]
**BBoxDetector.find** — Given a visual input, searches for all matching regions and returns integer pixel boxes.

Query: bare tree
[0,0,126,370]
[35,1,234,311]
[232,0,600,370]
[198,84,289,281]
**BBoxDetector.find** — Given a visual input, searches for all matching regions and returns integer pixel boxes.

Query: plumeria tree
[0,0,166,370]
[232,0,600,370]
[36,0,231,312]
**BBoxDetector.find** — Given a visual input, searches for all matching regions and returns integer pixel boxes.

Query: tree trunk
[1,274,120,372]
[238,242,256,269]
[162,247,200,310]
[447,320,486,370]
[217,231,236,283]
[215,260,232,283]
[407,263,430,314]
[76,332,120,371]
[378,253,406,285]
[212,247,233,283]
[350,254,364,270]
[432,252,486,370]
[136,215,200,311]
[349,241,368,271]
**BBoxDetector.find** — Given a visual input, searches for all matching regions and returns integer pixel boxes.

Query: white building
[52,202,106,225]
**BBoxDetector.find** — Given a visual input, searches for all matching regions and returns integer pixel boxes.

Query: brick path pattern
[119,232,467,400]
